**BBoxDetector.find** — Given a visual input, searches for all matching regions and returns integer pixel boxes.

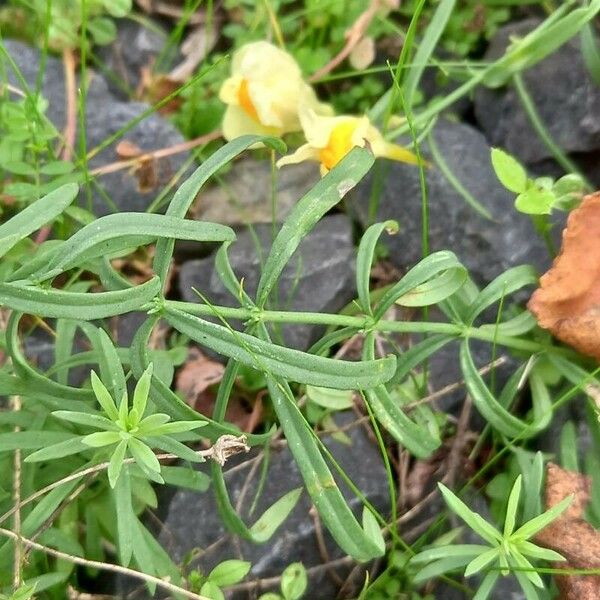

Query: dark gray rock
[85,98,191,215]
[178,214,357,351]
[474,18,600,165]
[115,411,391,599]
[97,18,174,99]
[195,158,321,227]
[1,39,108,130]
[347,118,554,286]
[1,39,193,215]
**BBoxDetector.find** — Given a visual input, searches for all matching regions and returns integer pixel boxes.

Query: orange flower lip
[237,79,260,123]
[318,121,357,171]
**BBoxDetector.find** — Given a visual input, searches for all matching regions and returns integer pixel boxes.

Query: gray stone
[97,18,174,99]
[474,18,600,165]
[178,214,356,351]
[194,158,321,226]
[85,98,191,215]
[117,411,391,599]
[347,118,554,286]
[1,39,109,130]
[1,39,193,215]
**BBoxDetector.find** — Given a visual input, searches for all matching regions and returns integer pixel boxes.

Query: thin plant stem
[0,435,249,526]
[11,395,22,588]
[513,72,591,188]
[0,526,211,600]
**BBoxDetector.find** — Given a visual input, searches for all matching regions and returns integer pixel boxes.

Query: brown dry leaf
[528,191,600,360]
[176,347,225,401]
[114,139,160,193]
[116,140,143,159]
[535,462,600,599]
[138,69,183,114]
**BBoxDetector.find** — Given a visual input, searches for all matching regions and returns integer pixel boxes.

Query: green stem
[163,300,567,355]
[513,73,591,188]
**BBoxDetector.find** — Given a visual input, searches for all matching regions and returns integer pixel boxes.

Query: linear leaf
[164,305,395,389]
[0,183,78,258]
[256,147,374,307]
[466,265,538,323]
[267,374,384,561]
[154,135,285,286]
[129,316,272,445]
[0,276,161,319]
[355,220,398,314]
[374,251,466,321]
[460,339,535,438]
[34,214,235,282]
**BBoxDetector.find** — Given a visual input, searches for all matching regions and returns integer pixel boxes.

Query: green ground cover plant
[0,0,599,599]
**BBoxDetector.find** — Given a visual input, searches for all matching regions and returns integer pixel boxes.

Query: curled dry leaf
[535,463,600,600]
[528,191,600,360]
[115,139,159,193]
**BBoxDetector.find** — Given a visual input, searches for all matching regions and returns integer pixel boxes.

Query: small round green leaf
[491,148,527,194]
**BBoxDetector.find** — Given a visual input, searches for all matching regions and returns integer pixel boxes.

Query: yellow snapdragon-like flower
[219,41,332,140]
[277,110,420,175]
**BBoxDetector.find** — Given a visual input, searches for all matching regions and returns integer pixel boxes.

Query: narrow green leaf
[581,23,600,86]
[250,488,303,543]
[82,431,120,447]
[374,251,466,321]
[355,220,398,314]
[154,135,285,286]
[460,340,535,438]
[518,540,565,562]
[438,483,502,545]
[464,547,499,577]
[113,467,134,565]
[395,266,467,307]
[24,436,88,462]
[391,334,453,384]
[467,265,538,323]
[129,437,161,475]
[34,214,235,282]
[364,386,440,458]
[91,371,119,421]
[108,440,127,488]
[0,276,161,320]
[403,0,456,107]
[511,494,572,541]
[267,374,383,561]
[306,386,354,410]
[362,508,385,554]
[161,465,210,491]
[504,475,522,537]
[256,147,374,307]
[164,305,396,390]
[411,544,488,563]
[0,183,78,258]
[473,571,500,600]
[0,431,73,451]
[52,410,118,431]
[132,363,153,423]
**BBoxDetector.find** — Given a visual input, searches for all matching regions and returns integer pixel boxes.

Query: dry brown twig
[309,0,398,82]
[0,525,211,600]
[0,435,249,527]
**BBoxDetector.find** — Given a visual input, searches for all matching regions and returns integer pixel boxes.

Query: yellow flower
[277,110,420,175]
[219,41,332,140]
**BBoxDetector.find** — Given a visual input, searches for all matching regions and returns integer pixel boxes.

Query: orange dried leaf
[528,191,600,360]
[535,463,600,600]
